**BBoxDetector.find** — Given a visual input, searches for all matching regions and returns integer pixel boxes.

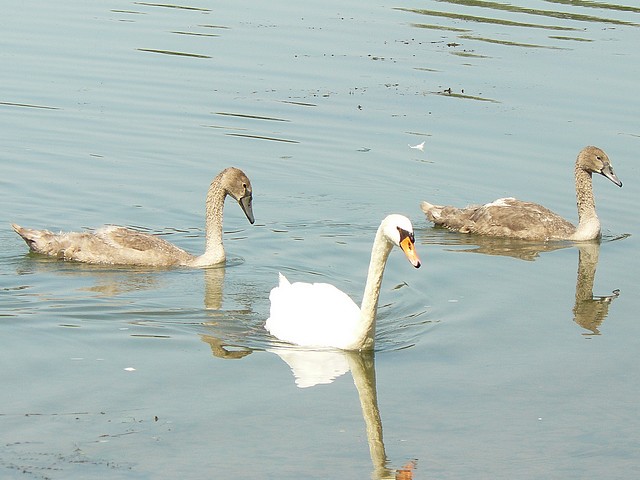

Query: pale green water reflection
[2,0,640,478]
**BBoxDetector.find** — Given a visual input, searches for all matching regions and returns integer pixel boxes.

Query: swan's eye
[397,227,414,244]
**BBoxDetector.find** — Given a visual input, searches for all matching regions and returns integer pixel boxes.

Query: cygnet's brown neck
[573,163,600,241]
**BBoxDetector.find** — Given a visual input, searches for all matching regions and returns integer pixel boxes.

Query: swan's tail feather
[278,272,291,287]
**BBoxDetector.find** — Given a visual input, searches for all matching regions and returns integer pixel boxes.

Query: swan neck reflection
[573,242,619,335]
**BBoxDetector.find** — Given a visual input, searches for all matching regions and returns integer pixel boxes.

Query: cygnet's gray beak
[239,193,255,224]
[601,164,622,188]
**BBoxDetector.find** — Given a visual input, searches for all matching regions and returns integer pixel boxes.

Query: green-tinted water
[2,1,639,478]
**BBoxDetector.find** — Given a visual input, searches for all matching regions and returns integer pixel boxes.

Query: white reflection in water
[268,347,412,479]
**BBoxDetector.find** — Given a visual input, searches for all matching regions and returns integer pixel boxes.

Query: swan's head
[578,146,622,188]
[382,214,421,268]
[223,167,255,224]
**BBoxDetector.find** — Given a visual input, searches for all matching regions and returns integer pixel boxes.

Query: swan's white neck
[572,165,601,241]
[349,224,394,350]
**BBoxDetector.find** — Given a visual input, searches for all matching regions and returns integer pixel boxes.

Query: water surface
[2,1,640,478]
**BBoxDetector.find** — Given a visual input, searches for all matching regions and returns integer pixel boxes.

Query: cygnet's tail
[420,201,477,232]
[420,201,442,223]
[11,223,58,254]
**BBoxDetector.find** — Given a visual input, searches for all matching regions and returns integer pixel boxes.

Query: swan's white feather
[266,273,362,350]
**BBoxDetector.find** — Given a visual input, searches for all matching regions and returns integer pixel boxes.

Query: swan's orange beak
[400,236,421,268]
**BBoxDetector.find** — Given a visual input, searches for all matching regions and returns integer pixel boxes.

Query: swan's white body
[12,167,254,267]
[267,274,363,349]
[265,214,421,351]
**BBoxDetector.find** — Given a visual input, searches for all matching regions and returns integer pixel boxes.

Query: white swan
[265,214,421,351]
[12,167,254,267]
[421,146,622,241]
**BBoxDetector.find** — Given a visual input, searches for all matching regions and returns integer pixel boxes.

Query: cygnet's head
[222,167,255,224]
[578,146,622,188]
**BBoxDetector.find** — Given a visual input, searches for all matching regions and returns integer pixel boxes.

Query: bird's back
[266,273,361,349]
[422,198,576,240]
[12,224,193,266]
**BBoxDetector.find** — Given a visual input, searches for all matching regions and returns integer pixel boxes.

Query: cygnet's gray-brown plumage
[421,146,622,241]
[12,167,254,267]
